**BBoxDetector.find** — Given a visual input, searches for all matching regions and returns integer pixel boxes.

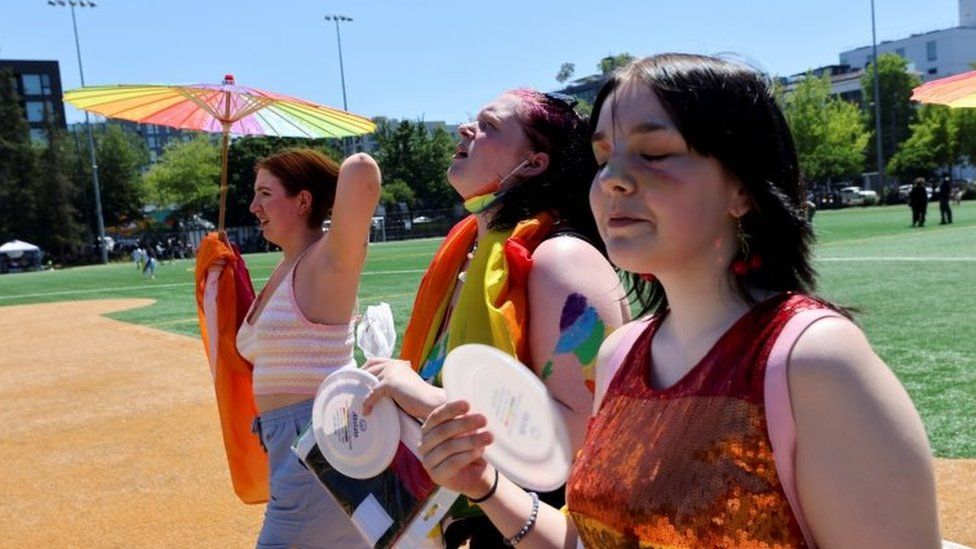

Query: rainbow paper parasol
[64,75,376,230]
[911,70,976,108]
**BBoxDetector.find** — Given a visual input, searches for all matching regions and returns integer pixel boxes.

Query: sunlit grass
[1,204,973,456]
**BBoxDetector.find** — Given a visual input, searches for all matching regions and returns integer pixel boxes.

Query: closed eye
[641,154,671,163]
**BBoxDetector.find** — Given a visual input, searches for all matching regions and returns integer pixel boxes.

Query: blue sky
[0,0,962,125]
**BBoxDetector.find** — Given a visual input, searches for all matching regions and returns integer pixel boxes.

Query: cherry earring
[731,216,761,276]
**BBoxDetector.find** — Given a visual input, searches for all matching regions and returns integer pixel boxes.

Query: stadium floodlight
[47,0,108,263]
[323,14,354,111]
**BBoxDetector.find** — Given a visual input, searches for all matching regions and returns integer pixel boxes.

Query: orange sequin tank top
[567,293,828,548]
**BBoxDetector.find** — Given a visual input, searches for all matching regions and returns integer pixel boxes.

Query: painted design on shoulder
[541,293,607,393]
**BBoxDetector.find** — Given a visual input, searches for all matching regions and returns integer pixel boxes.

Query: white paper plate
[442,344,572,492]
[312,368,400,479]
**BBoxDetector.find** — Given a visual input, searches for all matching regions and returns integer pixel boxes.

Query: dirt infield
[0,300,262,547]
[0,299,973,547]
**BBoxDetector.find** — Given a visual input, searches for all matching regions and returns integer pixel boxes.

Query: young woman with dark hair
[419,55,940,548]
[360,90,629,547]
[237,148,380,547]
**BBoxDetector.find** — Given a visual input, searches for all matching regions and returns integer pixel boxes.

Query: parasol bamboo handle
[217,121,231,235]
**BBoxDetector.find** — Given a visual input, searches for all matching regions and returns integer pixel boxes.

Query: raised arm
[297,153,381,325]
[789,317,941,548]
[311,152,382,273]
[527,236,629,451]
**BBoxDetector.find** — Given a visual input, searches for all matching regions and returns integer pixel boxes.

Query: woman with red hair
[238,148,380,547]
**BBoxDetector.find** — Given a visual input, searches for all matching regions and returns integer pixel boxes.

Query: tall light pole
[48,0,108,264]
[324,15,352,112]
[870,0,885,190]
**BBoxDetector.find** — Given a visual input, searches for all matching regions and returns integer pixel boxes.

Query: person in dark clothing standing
[939,176,953,224]
[909,178,929,228]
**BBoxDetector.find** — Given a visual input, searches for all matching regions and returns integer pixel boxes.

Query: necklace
[457,242,478,283]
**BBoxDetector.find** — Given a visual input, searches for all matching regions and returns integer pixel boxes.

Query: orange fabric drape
[195,233,268,504]
[400,216,478,370]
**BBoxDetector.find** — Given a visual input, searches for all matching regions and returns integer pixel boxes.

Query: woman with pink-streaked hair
[362,89,630,547]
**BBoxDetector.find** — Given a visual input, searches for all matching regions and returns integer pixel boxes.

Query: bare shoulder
[787,315,915,416]
[530,235,616,288]
[787,315,940,546]
[528,235,626,322]
[532,234,604,263]
[788,315,876,383]
[787,312,931,452]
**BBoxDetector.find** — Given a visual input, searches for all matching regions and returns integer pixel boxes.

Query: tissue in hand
[356,302,396,359]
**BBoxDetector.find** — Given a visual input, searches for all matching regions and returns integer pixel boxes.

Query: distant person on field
[939,176,953,224]
[909,177,928,228]
[143,248,157,279]
[133,246,145,271]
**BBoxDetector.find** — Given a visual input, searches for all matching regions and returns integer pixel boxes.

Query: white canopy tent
[0,240,41,258]
[0,240,43,273]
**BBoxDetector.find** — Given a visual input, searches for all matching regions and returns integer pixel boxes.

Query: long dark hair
[487,90,601,249]
[592,54,818,316]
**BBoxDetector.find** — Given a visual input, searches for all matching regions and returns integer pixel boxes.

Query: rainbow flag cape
[400,213,554,375]
[195,233,269,504]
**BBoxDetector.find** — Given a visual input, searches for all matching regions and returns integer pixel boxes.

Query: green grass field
[2,203,973,457]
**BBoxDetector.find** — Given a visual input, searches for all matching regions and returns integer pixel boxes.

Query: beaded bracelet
[503,491,539,546]
[468,468,499,504]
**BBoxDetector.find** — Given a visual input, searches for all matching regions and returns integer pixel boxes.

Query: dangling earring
[639,273,656,283]
[731,216,761,276]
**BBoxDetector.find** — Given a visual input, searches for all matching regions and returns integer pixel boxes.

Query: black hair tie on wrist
[468,468,499,504]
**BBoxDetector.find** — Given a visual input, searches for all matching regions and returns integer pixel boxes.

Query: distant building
[782,64,866,103]
[111,120,192,164]
[783,0,973,105]
[68,120,197,167]
[780,0,976,185]
[782,62,924,106]
[0,59,67,142]
[839,0,976,82]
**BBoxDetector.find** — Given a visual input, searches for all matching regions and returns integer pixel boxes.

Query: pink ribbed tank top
[237,252,356,396]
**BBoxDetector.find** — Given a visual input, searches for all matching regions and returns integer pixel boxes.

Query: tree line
[2,55,973,264]
[559,52,976,191]
[1,68,147,263]
[0,67,460,264]
[785,53,976,188]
